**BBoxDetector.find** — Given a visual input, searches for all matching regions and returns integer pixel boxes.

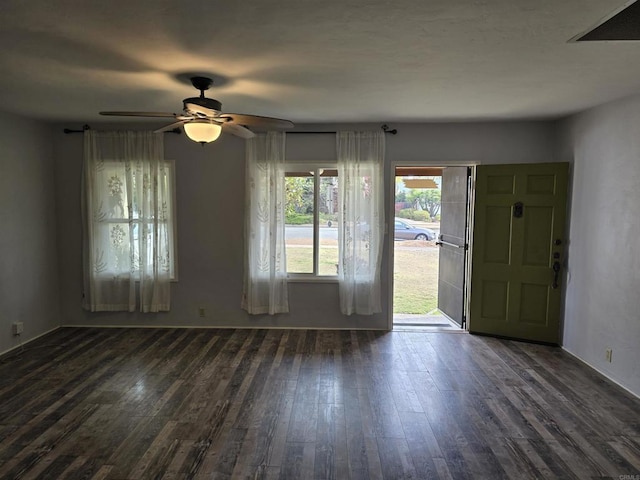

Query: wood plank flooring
[0,327,639,479]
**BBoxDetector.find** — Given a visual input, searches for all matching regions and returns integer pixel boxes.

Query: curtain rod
[63,124,181,134]
[63,124,398,135]
[289,125,398,135]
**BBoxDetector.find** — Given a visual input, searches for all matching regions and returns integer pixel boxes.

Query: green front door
[469,163,569,344]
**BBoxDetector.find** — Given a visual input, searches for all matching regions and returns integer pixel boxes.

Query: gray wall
[6,104,638,395]
[8,105,638,396]
[53,120,556,330]
[0,112,60,354]
[557,95,640,396]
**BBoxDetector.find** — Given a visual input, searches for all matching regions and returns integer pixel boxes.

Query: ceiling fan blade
[222,122,256,139]
[154,120,188,133]
[100,111,181,118]
[218,113,294,129]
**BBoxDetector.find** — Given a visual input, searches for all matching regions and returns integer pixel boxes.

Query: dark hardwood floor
[0,327,639,479]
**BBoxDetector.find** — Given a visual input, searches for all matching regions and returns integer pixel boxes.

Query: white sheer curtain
[337,131,385,315]
[82,130,173,312]
[242,132,289,314]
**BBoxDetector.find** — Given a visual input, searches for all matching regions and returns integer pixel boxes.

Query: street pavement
[285,223,440,241]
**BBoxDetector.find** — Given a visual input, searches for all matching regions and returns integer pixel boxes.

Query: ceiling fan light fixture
[183,120,222,144]
[100,76,292,141]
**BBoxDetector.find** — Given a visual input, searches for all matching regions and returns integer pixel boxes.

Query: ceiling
[1,0,640,124]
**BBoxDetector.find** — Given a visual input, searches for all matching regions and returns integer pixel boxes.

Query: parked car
[394,219,436,241]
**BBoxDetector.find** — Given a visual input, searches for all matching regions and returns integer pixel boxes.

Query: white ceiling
[1,0,640,124]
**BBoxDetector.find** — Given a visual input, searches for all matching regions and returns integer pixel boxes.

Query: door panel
[439,245,466,323]
[486,174,516,194]
[437,167,470,326]
[470,162,568,344]
[480,280,508,320]
[523,206,553,266]
[483,206,512,263]
[519,283,549,324]
[440,201,467,240]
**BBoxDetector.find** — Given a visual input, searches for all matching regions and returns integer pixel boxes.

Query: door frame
[387,160,478,331]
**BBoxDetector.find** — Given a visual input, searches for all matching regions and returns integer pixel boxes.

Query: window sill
[92,275,178,283]
[287,276,339,284]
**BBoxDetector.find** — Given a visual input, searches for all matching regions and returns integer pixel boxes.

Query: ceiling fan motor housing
[183,97,222,117]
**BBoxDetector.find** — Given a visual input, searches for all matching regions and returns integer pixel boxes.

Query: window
[83,130,175,313]
[284,166,338,278]
[90,160,177,280]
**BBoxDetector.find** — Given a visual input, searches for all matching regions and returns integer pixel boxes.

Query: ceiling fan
[100,76,294,144]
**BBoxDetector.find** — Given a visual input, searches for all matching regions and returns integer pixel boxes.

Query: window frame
[167,159,179,281]
[285,163,338,282]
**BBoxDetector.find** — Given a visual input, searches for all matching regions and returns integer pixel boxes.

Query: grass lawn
[393,244,439,314]
[286,245,339,276]
[286,239,439,314]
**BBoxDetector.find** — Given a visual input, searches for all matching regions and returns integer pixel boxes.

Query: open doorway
[392,166,472,331]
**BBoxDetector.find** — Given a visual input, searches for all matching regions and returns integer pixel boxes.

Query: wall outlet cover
[12,322,24,335]
[605,348,613,362]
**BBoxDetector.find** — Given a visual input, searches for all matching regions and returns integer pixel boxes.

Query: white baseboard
[60,323,388,331]
[0,326,61,357]
[562,346,639,400]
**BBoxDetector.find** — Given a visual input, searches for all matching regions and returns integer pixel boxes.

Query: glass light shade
[183,121,222,143]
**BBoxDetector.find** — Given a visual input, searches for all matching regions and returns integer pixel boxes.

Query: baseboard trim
[562,346,639,400]
[0,326,61,358]
[60,324,389,331]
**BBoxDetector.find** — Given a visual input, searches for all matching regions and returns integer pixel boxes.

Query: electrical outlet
[605,348,613,363]
[12,322,23,336]
[198,307,206,317]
